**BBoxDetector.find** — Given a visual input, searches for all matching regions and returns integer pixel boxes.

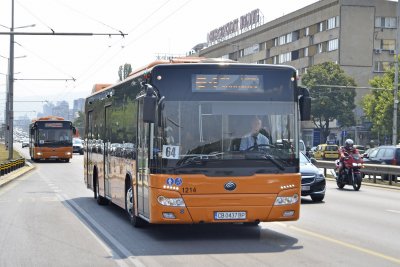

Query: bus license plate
[214,211,246,220]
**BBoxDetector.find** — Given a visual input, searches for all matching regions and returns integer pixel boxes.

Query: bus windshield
[153,100,298,176]
[35,121,73,147]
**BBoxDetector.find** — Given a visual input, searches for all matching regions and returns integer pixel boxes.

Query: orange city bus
[29,116,75,162]
[84,57,311,227]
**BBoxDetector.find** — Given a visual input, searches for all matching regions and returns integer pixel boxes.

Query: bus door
[137,99,150,218]
[104,106,112,198]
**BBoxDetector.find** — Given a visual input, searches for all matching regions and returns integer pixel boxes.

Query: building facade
[197,0,397,147]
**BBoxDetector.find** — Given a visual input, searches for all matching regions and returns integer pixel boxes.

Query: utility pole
[394,0,400,145]
[4,0,126,160]
[8,0,14,160]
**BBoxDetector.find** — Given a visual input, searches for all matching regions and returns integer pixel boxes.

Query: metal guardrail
[315,160,400,185]
[0,158,25,176]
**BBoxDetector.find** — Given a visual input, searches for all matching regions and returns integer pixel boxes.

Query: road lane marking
[386,209,400,214]
[57,193,147,267]
[273,222,400,265]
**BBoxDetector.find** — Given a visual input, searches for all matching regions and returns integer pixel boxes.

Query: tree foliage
[118,63,132,81]
[362,65,398,139]
[301,62,357,142]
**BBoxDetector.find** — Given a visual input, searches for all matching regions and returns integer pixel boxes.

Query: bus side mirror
[72,127,77,135]
[30,127,34,135]
[298,86,311,121]
[299,95,311,121]
[143,95,157,123]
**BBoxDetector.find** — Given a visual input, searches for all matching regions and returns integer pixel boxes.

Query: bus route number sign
[162,145,180,159]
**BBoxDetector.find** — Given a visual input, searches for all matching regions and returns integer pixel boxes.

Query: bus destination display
[43,122,64,128]
[192,74,263,92]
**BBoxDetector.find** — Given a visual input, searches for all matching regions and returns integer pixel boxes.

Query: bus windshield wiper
[173,156,208,170]
[262,154,285,171]
[245,152,285,171]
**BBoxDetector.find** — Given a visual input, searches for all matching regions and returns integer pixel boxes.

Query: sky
[0,0,319,120]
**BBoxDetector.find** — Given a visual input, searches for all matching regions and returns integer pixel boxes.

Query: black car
[362,145,400,181]
[73,138,84,155]
[300,152,326,202]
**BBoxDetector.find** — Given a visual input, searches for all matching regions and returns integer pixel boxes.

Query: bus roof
[91,83,113,94]
[90,57,236,96]
[31,116,66,123]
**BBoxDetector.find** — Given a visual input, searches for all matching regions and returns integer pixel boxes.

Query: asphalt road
[0,147,399,267]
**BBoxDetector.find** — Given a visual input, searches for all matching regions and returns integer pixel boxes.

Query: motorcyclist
[337,139,359,176]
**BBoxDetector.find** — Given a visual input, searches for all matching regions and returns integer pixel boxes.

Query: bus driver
[240,116,270,150]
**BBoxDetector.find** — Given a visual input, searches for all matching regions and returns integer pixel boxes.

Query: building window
[318,43,323,53]
[292,30,299,41]
[374,61,394,72]
[305,27,309,36]
[318,22,325,32]
[279,52,291,63]
[303,67,308,74]
[375,17,397,28]
[328,39,339,51]
[279,35,286,45]
[257,59,266,64]
[243,44,259,56]
[274,38,278,47]
[292,50,299,60]
[259,42,266,51]
[273,55,278,64]
[381,39,395,50]
[304,47,309,57]
[221,54,229,59]
[327,17,337,30]
[286,33,292,43]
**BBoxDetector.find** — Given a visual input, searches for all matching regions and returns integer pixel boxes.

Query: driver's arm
[239,137,248,151]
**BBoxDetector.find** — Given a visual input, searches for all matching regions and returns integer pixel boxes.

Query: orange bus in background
[29,116,76,162]
[84,57,311,227]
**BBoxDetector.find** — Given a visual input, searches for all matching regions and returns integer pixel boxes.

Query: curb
[0,161,35,187]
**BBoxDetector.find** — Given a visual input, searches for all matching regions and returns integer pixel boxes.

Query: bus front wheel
[125,183,146,228]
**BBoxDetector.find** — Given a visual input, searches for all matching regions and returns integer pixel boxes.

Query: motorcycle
[334,151,363,191]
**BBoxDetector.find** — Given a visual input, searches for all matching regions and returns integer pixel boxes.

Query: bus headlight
[274,194,299,206]
[157,196,185,207]
[65,152,72,156]
[36,152,42,156]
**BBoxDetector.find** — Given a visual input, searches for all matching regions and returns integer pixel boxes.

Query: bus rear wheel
[125,184,146,228]
[95,176,109,205]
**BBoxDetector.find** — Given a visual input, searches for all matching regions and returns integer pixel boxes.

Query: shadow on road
[66,197,303,258]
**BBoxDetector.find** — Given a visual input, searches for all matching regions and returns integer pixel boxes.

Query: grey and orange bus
[29,116,75,162]
[84,57,311,227]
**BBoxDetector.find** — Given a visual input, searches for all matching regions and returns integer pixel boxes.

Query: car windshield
[299,152,310,164]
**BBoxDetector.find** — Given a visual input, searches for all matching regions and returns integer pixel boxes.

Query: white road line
[58,193,146,267]
[386,209,400,214]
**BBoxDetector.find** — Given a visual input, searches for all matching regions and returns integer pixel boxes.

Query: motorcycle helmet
[344,139,354,149]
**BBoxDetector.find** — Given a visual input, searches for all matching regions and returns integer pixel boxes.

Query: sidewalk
[0,161,35,187]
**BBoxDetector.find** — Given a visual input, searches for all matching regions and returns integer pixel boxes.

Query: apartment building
[197,0,397,146]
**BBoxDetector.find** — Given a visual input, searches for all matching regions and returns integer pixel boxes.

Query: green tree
[118,63,132,81]
[362,64,398,141]
[301,62,357,142]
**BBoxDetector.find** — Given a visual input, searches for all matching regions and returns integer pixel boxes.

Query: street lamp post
[394,1,400,145]
[7,0,15,160]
